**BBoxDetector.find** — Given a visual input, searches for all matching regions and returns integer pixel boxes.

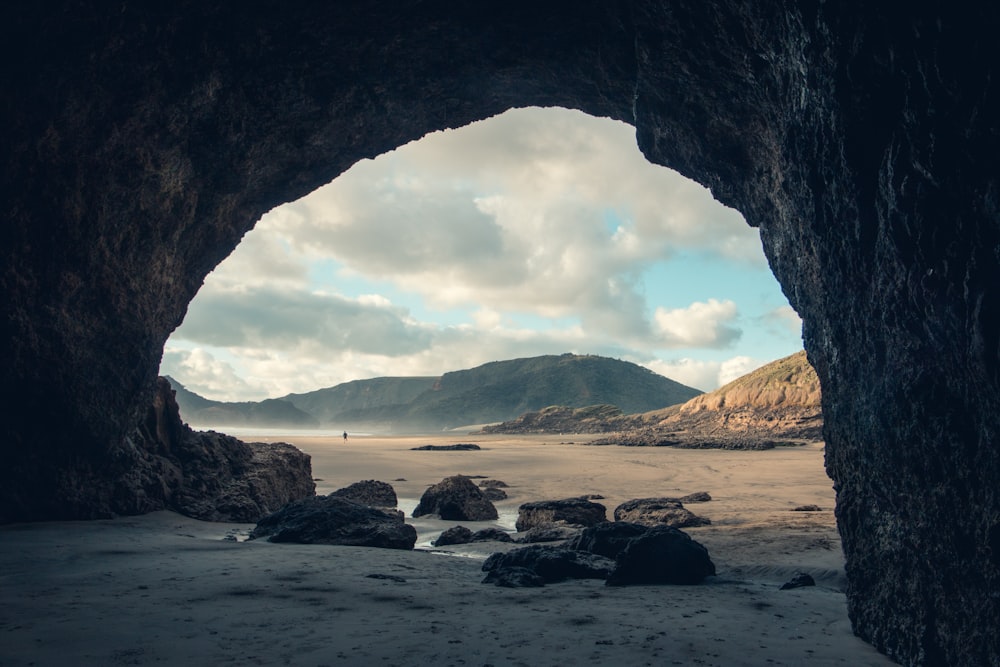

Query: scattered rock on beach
[566,521,649,559]
[482,566,546,588]
[613,498,711,528]
[479,479,509,488]
[410,444,481,451]
[678,491,712,503]
[515,523,582,544]
[471,527,514,543]
[516,497,607,532]
[330,480,398,508]
[412,476,498,521]
[792,504,823,512]
[249,496,417,550]
[433,525,474,546]
[780,573,817,590]
[434,525,514,546]
[605,525,716,586]
[482,545,614,586]
[482,487,508,501]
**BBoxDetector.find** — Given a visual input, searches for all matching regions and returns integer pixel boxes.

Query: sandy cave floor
[0,434,893,666]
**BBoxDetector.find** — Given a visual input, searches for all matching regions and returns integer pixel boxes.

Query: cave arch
[3,3,998,665]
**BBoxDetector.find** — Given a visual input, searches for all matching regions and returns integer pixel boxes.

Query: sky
[160,107,803,402]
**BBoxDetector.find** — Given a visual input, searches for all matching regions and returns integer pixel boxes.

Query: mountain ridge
[484,351,823,449]
[166,354,703,433]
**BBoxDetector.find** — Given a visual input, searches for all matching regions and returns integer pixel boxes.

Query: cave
[2,3,998,665]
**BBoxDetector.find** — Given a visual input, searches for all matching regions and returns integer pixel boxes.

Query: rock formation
[515,498,608,532]
[330,480,399,508]
[249,496,416,550]
[432,525,514,547]
[412,476,498,521]
[565,522,650,560]
[604,526,717,586]
[482,546,615,586]
[613,498,711,529]
[589,351,824,448]
[2,3,999,664]
[72,377,315,522]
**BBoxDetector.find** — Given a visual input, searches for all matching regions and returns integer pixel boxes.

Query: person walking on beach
[343,431,348,441]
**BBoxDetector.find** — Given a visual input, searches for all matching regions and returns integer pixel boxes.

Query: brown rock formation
[2,3,999,664]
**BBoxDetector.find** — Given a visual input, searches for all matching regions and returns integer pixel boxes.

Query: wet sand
[0,433,893,666]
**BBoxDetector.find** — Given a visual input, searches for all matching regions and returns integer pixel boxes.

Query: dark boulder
[472,527,514,543]
[515,523,583,544]
[479,480,509,488]
[678,492,712,503]
[435,525,514,546]
[780,573,817,590]
[605,526,715,586]
[249,496,417,550]
[566,521,649,559]
[482,566,546,588]
[410,444,481,451]
[791,505,823,512]
[482,545,614,584]
[613,498,711,528]
[482,487,508,501]
[330,480,398,508]
[433,525,473,546]
[134,378,317,523]
[412,476,498,521]
[516,497,606,532]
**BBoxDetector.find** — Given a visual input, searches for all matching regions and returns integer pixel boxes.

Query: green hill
[282,376,438,423]
[330,354,702,431]
[166,354,702,433]
[164,377,319,429]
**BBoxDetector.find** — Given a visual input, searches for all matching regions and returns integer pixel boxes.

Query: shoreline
[0,434,894,666]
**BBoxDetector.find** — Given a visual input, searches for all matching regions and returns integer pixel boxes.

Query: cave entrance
[161,107,802,409]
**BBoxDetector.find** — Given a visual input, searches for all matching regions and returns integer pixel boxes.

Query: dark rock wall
[2,2,998,664]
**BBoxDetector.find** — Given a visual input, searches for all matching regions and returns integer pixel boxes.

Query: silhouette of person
[343,431,348,441]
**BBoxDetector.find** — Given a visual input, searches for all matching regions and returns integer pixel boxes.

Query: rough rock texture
[613,498,712,528]
[433,525,514,547]
[2,3,999,664]
[605,526,716,586]
[470,528,514,544]
[481,566,546,588]
[432,525,473,547]
[482,545,615,585]
[514,524,583,544]
[103,377,315,522]
[781,573,817,590]
[516,498,608,532]
[566,522,650,560]
[249,496,416,550]
[412,476,498,521]
[409,444,481,451]
[481,487,507,502]
[330,480,398,508]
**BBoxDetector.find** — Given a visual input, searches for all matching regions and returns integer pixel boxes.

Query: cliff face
[2,3,998,665]
[654,351,823,443]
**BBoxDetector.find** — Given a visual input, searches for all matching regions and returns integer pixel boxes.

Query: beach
[0,434,893,666]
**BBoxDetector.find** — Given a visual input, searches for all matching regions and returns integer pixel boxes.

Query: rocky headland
[485,352,823,450]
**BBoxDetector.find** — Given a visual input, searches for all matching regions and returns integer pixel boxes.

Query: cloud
[653,299,741,348]
[644,355,772,393]
[172,284,433,356]
[160,348,268,401]
[247,107,764,339]
[760,305,803,337]
[162,107,796,401]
